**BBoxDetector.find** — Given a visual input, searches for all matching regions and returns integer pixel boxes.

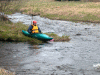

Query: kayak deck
[22,30,53,41]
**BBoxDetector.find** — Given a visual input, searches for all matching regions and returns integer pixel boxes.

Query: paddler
[27,20,41,34]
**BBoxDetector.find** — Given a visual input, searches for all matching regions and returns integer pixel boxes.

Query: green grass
[85,3,100,8]
[0,0,28,14]
[34,8,40,13]
[41,12,100,22]
[40,14,60,19]
[0,20,70,43]
[0,21,44,44]
[24,9,28,13]
[44,33,70,42]
[1,0,100,22]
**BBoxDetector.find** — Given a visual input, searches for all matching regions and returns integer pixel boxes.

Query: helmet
[33,21,37,24]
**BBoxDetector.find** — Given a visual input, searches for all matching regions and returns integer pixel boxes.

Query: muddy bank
[0,15,10,21]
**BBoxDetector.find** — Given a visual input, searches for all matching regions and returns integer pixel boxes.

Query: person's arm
[38,27,41,33]
[27,25,32,33]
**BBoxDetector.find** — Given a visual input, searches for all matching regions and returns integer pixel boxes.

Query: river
[0,13,100,75]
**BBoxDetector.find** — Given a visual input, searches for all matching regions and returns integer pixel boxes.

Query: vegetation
[1,0,100,22]
[0,20,70,43]
[45,33,70,42]
[0,20,44,44]
[0,0,28,14]
[0,68,15,75]
[1,0,99,44]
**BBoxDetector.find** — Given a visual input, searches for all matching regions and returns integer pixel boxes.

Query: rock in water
[93,63,100,72]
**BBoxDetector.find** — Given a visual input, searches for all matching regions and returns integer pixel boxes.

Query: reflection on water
[28,45,40,49]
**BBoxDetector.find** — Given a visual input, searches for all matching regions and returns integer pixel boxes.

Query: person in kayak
[27,20,41,34]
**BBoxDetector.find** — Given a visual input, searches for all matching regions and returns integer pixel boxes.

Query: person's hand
[40,32,43,34]
[30,33,32,35]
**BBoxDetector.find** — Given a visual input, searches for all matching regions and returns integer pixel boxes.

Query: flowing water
[0,13,100,75]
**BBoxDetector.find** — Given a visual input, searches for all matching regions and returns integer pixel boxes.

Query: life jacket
[31,24,39,33]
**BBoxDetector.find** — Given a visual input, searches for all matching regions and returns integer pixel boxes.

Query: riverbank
[0,20,43,44]
[1,0,100,23]
[45,33,70,42]
[0,20,70,43]
[0,68,15,75]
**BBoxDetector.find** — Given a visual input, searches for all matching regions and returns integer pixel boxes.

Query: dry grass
[0,68,15,75]
[1,0,100,22]
[17,0,100,22]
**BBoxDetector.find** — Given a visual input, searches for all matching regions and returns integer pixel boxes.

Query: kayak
[22,30,53,41]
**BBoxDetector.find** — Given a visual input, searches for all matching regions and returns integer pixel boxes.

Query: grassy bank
[45,33,70,42]
[27,0,100,23]
[1,0,100,22]
[0,21,44,44]
[0,20,70,43]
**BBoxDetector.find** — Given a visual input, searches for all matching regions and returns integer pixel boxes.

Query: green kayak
[22,30,53,41]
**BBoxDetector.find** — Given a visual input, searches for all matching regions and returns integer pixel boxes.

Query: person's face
[33,23,36,25]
